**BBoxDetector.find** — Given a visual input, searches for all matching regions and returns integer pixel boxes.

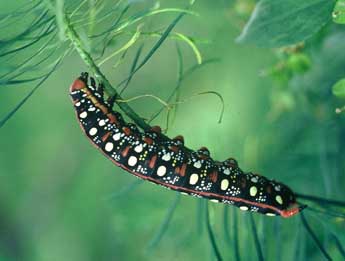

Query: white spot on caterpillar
[224,169,230,175]
[75,102,81,107]
[210,199,219,203]
[189,173,199,185]
[157,166,167,177]
[128,156,137,166]
[113,133,121,141]
[240,206,248,211]
[89,127,97,136]
[105,142,114,152]
[194,161,202,169]
[162,153,171,161]
[221,179,229,190]
[88,107,96,111]
[134,144,143,153]
[266,213,276,217]
[275,195,283,205]
[80,111,87,118]
[99,119,106,126]
[251,177,258,183]
[250,186,258,197]
[274,185,281,191]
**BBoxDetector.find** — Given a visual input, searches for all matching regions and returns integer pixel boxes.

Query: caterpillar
[70,72,306,218]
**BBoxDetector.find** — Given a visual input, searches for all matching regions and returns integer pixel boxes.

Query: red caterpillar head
[70,72,90,103]
[70,72,88,92]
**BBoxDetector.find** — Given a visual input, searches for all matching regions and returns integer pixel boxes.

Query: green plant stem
[249,214,264,261]
[300,213,332,261]
[63,13,150,131]
[205,202,223,261]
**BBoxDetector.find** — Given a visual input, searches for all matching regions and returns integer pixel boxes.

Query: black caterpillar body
[70,73,304,218]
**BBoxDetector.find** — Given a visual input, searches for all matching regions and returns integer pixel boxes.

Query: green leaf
[332,78,345,98]
[333,0,345,24]
[286,53,311,74]
[237,0,335,48]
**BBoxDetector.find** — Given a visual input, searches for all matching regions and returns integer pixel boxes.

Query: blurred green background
[1,0,345,260]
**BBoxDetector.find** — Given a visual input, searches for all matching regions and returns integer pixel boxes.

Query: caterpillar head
[70,72,88,92]
[70,72,89,103]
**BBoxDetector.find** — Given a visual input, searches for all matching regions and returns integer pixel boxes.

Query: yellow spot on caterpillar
[221,179,229,190]
[157,166,167,177]
[89,96,100,106]
[276,195,283,205]
[250,186,258,197]
[189,173,199,185]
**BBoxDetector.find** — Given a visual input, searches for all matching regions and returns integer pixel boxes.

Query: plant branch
[63,12,151,130]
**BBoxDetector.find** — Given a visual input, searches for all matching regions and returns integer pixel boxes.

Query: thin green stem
[232,209,240,261]
[300,212,332,261]
[205,202,223,261]
[249,214,264,261]
[296,193,345,208]
[63,12,150,130]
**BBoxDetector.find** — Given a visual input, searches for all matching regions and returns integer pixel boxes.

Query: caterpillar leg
[98,83,104,100]
[107,95,117,109]
[79,72,89,83]
[90,77,96,88]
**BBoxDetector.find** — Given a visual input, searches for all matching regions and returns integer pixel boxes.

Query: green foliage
[1,1,345,261]
[333,0,345,24]
[332,78,345,99]
[286,53,311,74]
[237,0,335,47]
